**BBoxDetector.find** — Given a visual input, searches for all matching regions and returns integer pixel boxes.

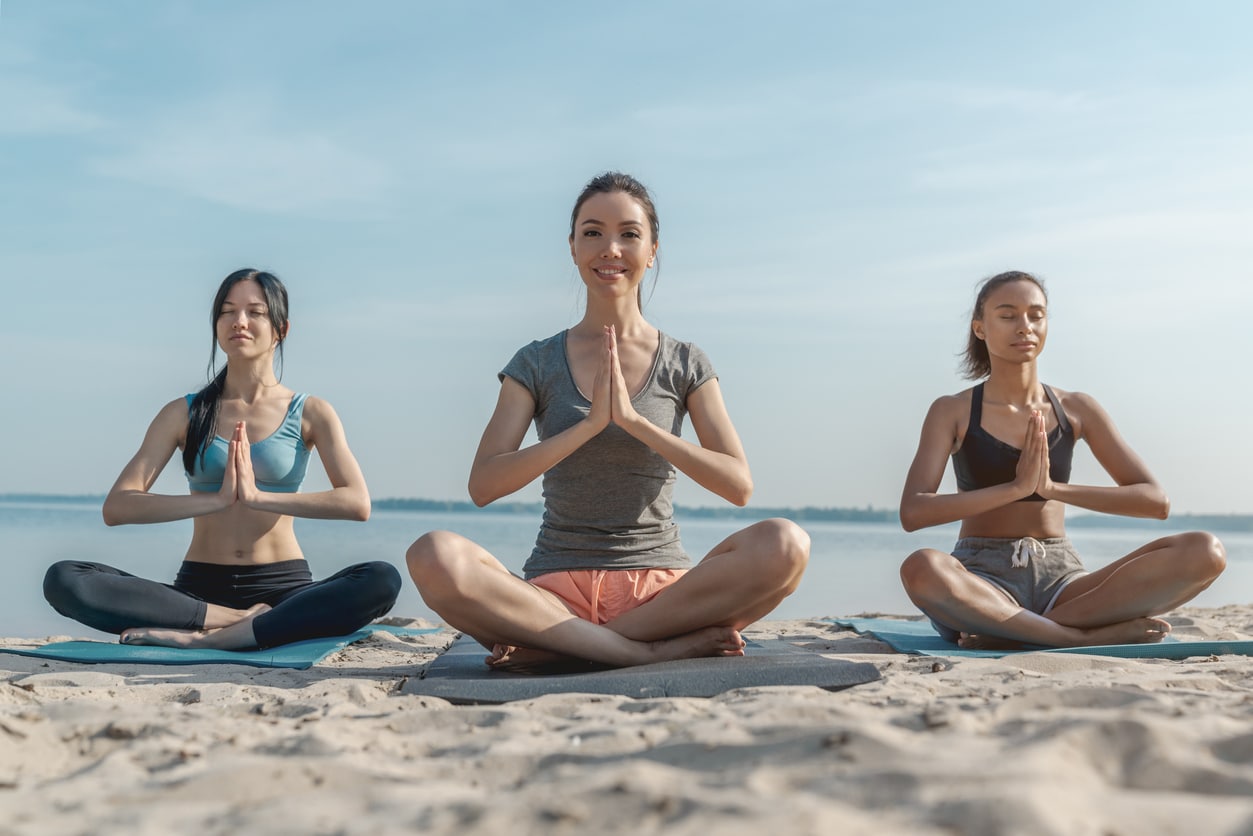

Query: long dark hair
[569,171,661,308]
[183,269,290,475]
[960,270,1048,380]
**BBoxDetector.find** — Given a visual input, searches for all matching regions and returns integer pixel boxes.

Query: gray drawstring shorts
[930,536,1089,643]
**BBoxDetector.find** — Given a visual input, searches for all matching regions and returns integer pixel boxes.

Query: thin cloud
[91,92,388,215]
[0,73,101,135]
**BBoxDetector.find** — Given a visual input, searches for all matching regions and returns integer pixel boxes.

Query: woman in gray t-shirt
[405,172,810,668]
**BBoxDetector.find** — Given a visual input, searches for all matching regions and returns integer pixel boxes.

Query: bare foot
[121,626,217,648]
[959,617,1171,650]
[643,626,746,663]
[484,627,745,671]
[486,644,580,672]
[120,606,270,650]
[1074,617,1171,647]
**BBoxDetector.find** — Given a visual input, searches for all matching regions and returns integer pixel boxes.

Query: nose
[228,310,248,330]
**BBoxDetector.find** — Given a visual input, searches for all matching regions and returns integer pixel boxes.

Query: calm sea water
[4,499,1250,639]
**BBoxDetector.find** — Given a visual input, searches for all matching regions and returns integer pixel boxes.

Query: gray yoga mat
[404,634,882,704]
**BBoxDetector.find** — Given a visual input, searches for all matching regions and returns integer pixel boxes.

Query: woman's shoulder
[928,387,976,417]
[159,396,193,418]
[501,331,566,380]
[1048,385,1105,437]
[298,394,337,422]
[655,330,717,385]
[146,397,194,441]
[1048,385,1105,415]
[656,330,711,363]
[517,330,566,353]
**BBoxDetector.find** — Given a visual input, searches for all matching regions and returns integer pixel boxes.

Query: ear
[971,319,985,341]
[569,235,576,262]
[280,321,291,342]
[648,240,658,268]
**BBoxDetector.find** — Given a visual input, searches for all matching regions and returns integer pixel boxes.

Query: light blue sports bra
[185,393,311,493]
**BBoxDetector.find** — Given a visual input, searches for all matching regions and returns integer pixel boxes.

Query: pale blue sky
[2,2,1250,513]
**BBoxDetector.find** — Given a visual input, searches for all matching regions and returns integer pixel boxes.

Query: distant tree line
[6,495,1251,532]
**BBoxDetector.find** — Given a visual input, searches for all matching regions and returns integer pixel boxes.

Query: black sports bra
[951,383,1074,502]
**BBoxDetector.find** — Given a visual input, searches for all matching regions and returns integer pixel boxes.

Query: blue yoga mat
[0,624,441,670]
[828,617,1253,660]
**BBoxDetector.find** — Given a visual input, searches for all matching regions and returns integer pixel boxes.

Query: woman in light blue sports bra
[43,269,401,649]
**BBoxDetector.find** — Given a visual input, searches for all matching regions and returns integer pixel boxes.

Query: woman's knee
[405,531,475,599]
[359,561,403,607]
[899,549,951,597]
[1178,531,1226,583]
[42,560,91,613]
[751,518,810,585]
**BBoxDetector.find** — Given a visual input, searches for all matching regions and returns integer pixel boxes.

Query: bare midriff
[184,504,303,564]
[958,500,1067,541]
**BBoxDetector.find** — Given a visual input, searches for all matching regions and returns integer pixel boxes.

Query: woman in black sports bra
[898,271,1225,649]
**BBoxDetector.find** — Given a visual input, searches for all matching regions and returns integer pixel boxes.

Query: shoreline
[4,607,1253,834]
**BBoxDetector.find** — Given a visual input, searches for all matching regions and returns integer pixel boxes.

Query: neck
[222,358,280,403]
[574,295,651,337]
[983,363,1042,405]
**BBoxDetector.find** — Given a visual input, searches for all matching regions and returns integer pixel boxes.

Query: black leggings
[43,559,402,649]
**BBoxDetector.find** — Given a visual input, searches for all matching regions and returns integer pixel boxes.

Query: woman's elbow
[1152,491,1171,520]
[723,471,753,507]
[899,500,927,533]
[338,487,371,521]
[466,478,495,509]
[101,495,128,527]
[726,484,752,508]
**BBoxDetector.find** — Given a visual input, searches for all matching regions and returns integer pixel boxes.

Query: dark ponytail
[183,269,289,475]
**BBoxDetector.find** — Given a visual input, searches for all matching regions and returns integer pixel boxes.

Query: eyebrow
[579,218,644,227]
[993,302,1046,310]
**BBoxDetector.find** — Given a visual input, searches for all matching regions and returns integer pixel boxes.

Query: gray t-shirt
[500,330,717,577]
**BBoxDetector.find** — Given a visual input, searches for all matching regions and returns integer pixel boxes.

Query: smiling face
[215,278,286,359]
[972,278,1049,367]
[569,190,658,305]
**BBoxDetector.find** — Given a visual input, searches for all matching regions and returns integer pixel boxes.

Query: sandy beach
[3,607,1253,835]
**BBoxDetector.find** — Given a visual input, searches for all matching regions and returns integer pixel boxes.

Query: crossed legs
[406,518,810,667]
[900,531,1225,648]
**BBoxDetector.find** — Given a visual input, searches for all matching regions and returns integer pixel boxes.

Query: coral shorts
[529,568,686,625]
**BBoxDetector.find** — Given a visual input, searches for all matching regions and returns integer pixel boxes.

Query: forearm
[102,490,228,526]
[469,419,603,506]
[1043,482,1169,519]
[622,417,752,506]
[900,483,1026,532]
[246,485,372,521]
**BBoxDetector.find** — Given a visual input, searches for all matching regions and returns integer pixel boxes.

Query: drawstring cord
[1011,537,1045,568]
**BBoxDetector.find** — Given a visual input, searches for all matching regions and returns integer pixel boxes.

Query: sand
[3,607,1253,835]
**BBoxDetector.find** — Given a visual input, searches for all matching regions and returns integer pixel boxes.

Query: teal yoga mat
[0,624,440,670]
[828,617,1253,660]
